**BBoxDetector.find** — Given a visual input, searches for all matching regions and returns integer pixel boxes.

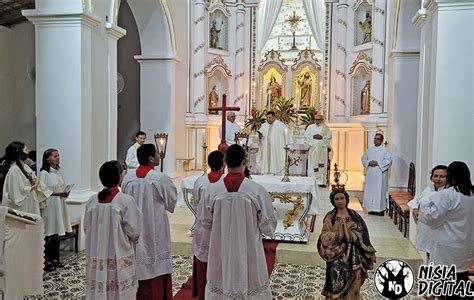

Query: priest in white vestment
[200,144,277,299]
[407,165,447,260]
[1,142,47,215]
[257,111,288,175]
[122,143,177,299]
[418,161,474,291]
[84,161,142,300]
[125,131,146,170]
[361,133,392,216]
[39,149,72,271]
[192,150,225,300]
[219,112,242,145]
[304,114,332,181]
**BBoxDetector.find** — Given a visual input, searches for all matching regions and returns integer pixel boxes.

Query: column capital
[412,8,428,28]
[134,55,181,64]
[106,23,127,40]
[22,10,101,28]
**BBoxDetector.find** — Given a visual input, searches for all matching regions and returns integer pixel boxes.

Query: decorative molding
[372,66,383,74]
[207,0,230,17]
[337,43,347,54]
[389,51,420,58]
[373,38,384,47]
[234,94,245,105]
[235,72,245,79]
[348,52,373,75]
[353,0,374,11]
[194,70,205,78]
[194,43,205,54]
[194,15,205,25]
[204,55,232,78]
[374,6,385,15]
[337,19,347,27]
[194,94,205,108]
[235,47,245,55]
[412,9,428,28]
[106,22,126,40]
[258,49,289,71]
[236,22,244,31]
[391,0,401,49]
[335,95,346,106]
[370,96,382,107]
[290,49,321,71]
[336,69,346,80]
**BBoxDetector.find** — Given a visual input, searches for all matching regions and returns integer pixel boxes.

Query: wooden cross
[208,94,240,153]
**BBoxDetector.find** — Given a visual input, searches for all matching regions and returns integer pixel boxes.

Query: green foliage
[245,108,266,133]
[269,97,298,126]
[299,106,317,128]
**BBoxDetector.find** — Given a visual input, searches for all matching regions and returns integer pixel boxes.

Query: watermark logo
[418,264,474,297]
[374,259,414,298]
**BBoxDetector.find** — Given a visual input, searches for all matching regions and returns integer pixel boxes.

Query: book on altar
[63,184,74,193]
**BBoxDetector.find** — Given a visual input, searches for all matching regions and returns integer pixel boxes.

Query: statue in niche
[360,80,371,114]
[208,85,219,114]
[266,75,282,105]
[298,72,312,107]
[210,19,223,49]
[359,12,372,44]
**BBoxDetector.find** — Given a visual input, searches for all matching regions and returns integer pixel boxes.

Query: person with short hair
[304,114,332,179]
[200,144,277,299]
[122,144,177,299]
[192,150,225,300]
[39,148,72,272]
[361,133,392,216]
[257,111,288,175]
[84,160,142,300]
[219,112,242,146]
[125,131,147,170]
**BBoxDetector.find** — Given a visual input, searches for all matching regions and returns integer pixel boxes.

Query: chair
[59,221,80,253]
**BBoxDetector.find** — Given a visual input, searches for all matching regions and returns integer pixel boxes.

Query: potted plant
[270,97,298,126]
[244,107,266,133]
[299,106,317,129]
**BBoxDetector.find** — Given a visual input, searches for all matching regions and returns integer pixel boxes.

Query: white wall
[0,22,36,152]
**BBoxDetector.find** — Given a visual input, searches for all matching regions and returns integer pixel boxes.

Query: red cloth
[263,240,279,275]
[223,172,245,192]
[98,187,119,204]
[207,170,223,183]
[136,274,173,300]
[136,165,154,178]
[191,256,207,300]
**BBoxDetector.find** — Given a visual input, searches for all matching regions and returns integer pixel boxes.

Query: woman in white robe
[85,161,142,300]
[408,165,447,260]
[1,141,47,215]
[39,149,72,271]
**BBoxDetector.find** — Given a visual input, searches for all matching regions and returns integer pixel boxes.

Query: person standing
[219,112,242,146]
[125,131,147,170]
[39,148,72,272]
[1,141,46,215]
[84,161,142,300]
[122,144,177,300]
[361,133,392,216]
[257,111,287,175]
[304,114,332,180]
[200,144,277,299]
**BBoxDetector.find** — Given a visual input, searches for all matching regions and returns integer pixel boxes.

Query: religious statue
[210,19,223,49]
[209,85,219,114]
[266,75,282,106]
[298,72,312,107]
[359,12,372,44]
[360,80,371,114]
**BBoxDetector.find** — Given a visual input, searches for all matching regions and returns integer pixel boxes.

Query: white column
[371,0,386,113]
[416,0,474,185]
[333,1,348,118]
[106,23,126,160]
[23,4,101,200]
[234,3,246,115]
[135,56,179,178]
[192,0,207,121]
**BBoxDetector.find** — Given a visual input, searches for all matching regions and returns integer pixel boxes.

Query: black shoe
[377,211,385,216]
[44,262,56,272]
[52,260,64,268]
[368,211,376,215]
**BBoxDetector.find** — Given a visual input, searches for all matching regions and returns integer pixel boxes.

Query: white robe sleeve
[361,151,369,170]
[154,175,177,213]
[378,150,392,172]
[418,190,452,229]
[407,186,432,209]
[323,128,332,148]
[125,146,139,169]
[199,189,214,228]
[38,171,54,199]
[3,167,32,208]
[256,187,277,237]
[304,126,316,147]
[122,197,142,243]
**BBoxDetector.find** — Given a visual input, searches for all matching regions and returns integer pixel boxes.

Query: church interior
[0,0,473,298]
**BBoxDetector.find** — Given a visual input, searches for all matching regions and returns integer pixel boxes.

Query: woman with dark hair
[318,189,376,299]
[1,141,46,214]
[419,161,474,299]
[408,165,448,261]
[39,148,72,271]
[84,160,142,300]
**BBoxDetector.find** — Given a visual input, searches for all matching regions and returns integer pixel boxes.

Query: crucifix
[208,94,240,153]
[285,11,303,50]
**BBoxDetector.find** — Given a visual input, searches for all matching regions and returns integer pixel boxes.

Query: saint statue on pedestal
[210,19,223,49]
[298,72,312,107]
[360,80,371,114]
[266,75,282,106]
[209,85,219,114]
[359,12,372,44]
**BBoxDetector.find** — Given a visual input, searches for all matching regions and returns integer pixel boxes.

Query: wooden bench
[59,221,80,253]
[389,163,415,238]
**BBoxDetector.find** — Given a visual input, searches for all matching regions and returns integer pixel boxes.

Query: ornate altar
[180,174,319,242]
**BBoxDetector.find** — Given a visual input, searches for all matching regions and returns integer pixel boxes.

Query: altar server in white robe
[125,131,146,170]
[192,150,225,300]
[304,114,332,178]
[407,165,447,260]
[257,111,288,175]
[122,143,177,300]
[39,148,72,272]
[219,112,242,146]
[1,141,47,215]
[84,161,141,300]
[201,144,277,299]
[418,161,474,294]
[361,133,392,216]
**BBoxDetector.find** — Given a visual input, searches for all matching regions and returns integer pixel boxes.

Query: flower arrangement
[269,97,298,126]
[244,107,266,133]
[299,106,318,129]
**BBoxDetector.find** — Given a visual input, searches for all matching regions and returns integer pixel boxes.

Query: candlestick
[202,128,207,174]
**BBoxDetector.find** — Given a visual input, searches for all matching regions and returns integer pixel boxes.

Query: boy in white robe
[361,133,392,216]
[125,131,146,170]
[257,111,288,175]
[201,144,277,299]
[84,161,141,300]
[192,150,225,299]
[122,143,177,299]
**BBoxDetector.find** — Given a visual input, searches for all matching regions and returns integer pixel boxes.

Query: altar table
[180,174,319,242]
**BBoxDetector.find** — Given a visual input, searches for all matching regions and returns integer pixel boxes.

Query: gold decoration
[270,193,305,229]
[204,56,232,77]
[348,52,373,75]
